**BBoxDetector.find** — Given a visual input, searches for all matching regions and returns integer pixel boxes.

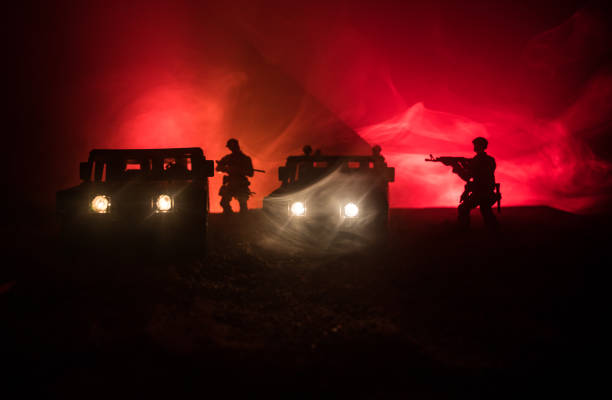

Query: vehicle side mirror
[80,162,91,181]
[278,166,287,182]
[386,167,395,182]
[204,160,215,177]
[193,159,215,179]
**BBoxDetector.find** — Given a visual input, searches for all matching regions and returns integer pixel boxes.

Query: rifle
[424,154,470,168]
[425,154,471,177]
[215,160,265,174]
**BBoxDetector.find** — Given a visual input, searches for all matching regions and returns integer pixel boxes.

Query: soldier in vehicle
[296,145,315,183]
[370,145,389,209]
[216,138,254,214]
[456,137,498,230]
[164,157,189,179]
[372,145,386,167]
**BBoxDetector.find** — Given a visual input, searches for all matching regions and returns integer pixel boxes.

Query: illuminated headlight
[343,202,359,218]
[91,195,110,213]
[155,194,173,212]
[290,201,306,216]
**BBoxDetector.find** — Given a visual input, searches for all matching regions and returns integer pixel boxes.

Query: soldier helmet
[303,145,312,156]
[226,138,239,149]
[472,137,488,149]
[372,145,382,154]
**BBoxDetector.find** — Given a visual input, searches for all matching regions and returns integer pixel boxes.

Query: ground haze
[1,207,596,396]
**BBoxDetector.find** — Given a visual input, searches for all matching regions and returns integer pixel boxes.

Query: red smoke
[15,1,612,213]
[232,2,612,212]
[358,102,611,210]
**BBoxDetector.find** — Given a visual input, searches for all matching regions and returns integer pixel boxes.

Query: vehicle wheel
[186,216,207,255]
[371,209,389,242]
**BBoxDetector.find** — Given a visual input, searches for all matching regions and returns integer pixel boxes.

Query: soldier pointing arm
[456,137,499,230]
[426,137,500,230]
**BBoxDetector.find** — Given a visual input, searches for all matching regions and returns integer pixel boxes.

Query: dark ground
[1,206,600,397]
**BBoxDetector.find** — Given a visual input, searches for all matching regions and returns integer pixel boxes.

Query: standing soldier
[456,137,498,230]
[371,145,386,167]
[216,138,254,214]
[426,137,501,230]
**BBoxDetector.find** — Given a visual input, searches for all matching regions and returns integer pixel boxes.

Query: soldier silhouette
[164,157,189,180]
[370,145,389,211]
[216,138,254,214]
[371,145,386,167]
[296,144,315,183]
[456,137,499,230]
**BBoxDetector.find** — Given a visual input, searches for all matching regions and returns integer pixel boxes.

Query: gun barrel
[254,168,266,173]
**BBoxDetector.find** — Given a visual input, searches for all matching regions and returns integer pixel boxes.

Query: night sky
[9,0,612,213]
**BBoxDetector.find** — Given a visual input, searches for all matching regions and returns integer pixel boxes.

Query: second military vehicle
[263,154,394,234]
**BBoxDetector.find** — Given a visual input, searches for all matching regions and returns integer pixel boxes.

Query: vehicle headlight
[155,194,173,212]
[343,202,359,218]
[290,201,306,216]
[91,195,110,213]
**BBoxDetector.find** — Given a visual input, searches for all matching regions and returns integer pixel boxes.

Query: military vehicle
[56,147,214,245]
[263,154,394,235]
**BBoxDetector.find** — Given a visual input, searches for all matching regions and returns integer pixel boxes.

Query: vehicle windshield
[91,156,194,182]
[286,158,376,185]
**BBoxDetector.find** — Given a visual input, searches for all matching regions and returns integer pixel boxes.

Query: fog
[11,0,612,212]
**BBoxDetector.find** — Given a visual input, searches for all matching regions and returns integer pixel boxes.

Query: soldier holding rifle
[426,137,501,230]
[216,138,264,214]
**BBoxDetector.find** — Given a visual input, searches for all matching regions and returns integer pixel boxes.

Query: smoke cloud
[13,0,612,213]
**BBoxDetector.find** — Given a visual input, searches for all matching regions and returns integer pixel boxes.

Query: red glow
[359,103,612,211]
[22,1,612,213]
[232,2,612,213]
